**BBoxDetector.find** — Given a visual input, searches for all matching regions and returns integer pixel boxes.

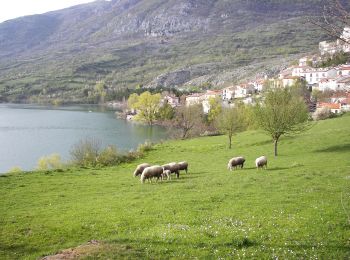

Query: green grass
[1,115,350,259]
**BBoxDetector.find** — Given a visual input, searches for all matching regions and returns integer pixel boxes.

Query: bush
[313,107,332,121]
[137,141,153,155]
[97,145,120,166]
[70,139,155,168]
[36,153,63,171]
[70,138,101,167]
[7,166,22,174]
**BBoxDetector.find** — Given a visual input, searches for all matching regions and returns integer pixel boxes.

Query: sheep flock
[134,156,267,184]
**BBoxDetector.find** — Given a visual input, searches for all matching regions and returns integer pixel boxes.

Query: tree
[158,102,175,120]
[216,103,248,149]
[94,81,107,104]
[254,87,309,157]
[173,104,203,139]
[128,91,161,125]
[127,93,139,111]
[308,0,350,44]
[207,97,222,124]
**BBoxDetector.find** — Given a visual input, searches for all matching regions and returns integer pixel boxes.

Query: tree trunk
[274,138,278,157]
[229,135,232,149]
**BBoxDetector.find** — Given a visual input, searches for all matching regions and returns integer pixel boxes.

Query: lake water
[0,104,168,173]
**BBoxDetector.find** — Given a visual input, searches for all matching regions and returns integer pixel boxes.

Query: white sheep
[140,165,164,183]
[178,161,189,174]
[162,162,180,178]
[161,169,172,180]
[255,156,267,169]
[227,156,245,171]
[133,163,151,177]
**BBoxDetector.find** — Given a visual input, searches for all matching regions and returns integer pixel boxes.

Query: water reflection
[0,104,168,172]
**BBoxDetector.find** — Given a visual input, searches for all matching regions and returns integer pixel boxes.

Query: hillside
[1,115,349,259]
[0,0,331,103]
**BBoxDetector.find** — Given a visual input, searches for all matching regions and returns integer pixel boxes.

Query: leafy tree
[158,102,175,120]
[207,97,222,124]
[129,91,161,125]
[173,104,203,139]
[94,81,107,103]
[254,87,309,157]
[217,103,248,149]
[127,93,139,110]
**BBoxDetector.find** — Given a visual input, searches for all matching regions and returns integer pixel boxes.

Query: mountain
[0,0,330,103]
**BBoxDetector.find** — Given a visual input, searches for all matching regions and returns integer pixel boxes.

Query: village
[116,27,350,119]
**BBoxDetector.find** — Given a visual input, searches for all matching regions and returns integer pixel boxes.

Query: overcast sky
[0,0,97,23]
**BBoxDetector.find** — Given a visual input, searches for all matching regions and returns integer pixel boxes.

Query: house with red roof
[317,102,342,114]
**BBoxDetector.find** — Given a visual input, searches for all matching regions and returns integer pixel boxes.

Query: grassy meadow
[1,115,350,259]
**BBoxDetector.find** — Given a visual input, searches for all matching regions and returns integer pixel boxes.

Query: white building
[303,68,337,85]
[291,66,311,77]
[234,84,255,98]
[298,56,319,67]
[318,78,337,91]
[319,27,350,55]
[185,93,204,106]
[186,90,221,113]
[336,64,350,76]
[335,76,350,91]
[282,76,300,87]
[222,86,236,101]
[319,41,340,55]
[317,76,350,91]
[163,95,180,107]
[317,102,341,114]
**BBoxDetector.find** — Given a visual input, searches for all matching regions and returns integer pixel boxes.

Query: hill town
[118,27,350,122]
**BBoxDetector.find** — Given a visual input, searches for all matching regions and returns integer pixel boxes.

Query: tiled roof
[336,76,350,83]
[318,102,341,109]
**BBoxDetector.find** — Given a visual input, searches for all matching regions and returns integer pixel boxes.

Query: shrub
[36,153,63,170]
[97,145,120,166]
[7,166,22,174]
[137,141,153,155]
[313,107,331,121]
[70,138,101,167]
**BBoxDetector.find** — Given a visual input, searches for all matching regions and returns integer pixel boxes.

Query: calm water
[0,104,168,173]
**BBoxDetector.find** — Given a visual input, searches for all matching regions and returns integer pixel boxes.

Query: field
[1,115,350,259]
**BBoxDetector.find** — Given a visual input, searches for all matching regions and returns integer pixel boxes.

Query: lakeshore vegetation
[0,113,349,259]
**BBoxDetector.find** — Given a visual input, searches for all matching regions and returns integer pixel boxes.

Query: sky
[0,0,97,23]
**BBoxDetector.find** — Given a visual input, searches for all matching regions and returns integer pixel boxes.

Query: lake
[0,104,168,173]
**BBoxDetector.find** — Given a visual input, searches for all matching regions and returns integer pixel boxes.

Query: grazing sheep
[162,162,180,178]
[227,156,245,171]
[161,169,172,180]
[255,156,268,169]
[140,165,164,183]
[178,161,189,174]
[133,163,151,177]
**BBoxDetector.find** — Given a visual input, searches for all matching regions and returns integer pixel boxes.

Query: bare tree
[308,0,350,44]
[173,104,203,139]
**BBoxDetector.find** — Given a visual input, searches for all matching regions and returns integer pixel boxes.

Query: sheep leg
[176,171,179,179]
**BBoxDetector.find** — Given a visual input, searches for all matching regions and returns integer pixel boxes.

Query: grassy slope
[1,115,350,259]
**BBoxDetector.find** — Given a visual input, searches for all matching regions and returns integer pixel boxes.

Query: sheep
[227,156,245,171]
[255,156,267,169]
[133,163,151,177]
[178,161,189,174]
[162,162,180,178]
[140,165,164,183]
[161,169,172,180]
